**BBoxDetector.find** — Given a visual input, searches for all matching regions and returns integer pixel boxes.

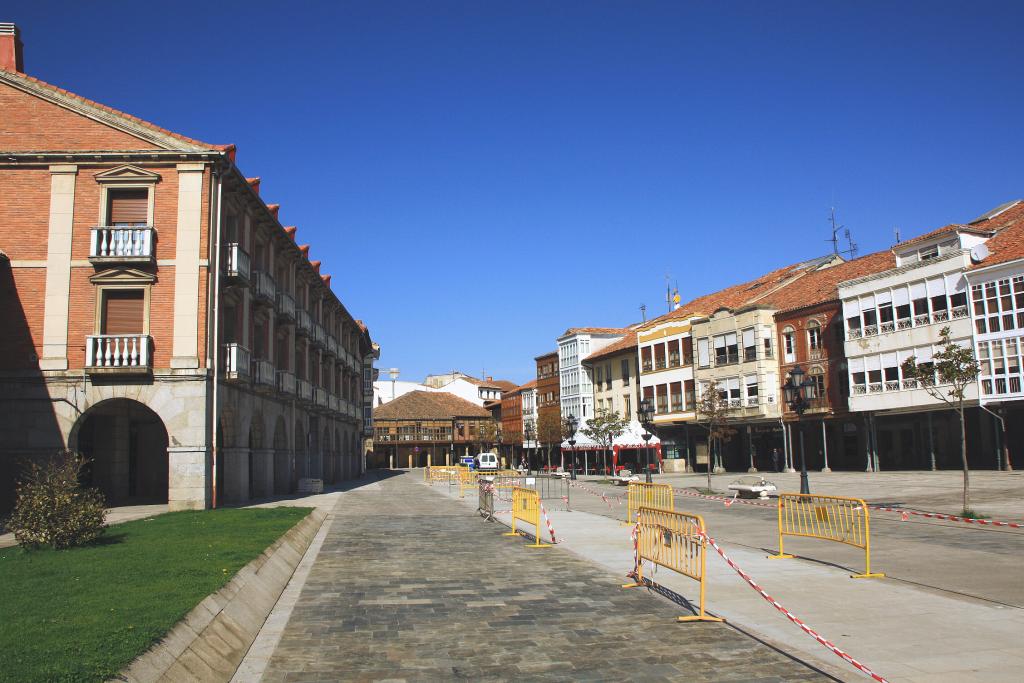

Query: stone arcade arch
[71,399,169,506]
[322,427,331,483]
[294,419,306,482]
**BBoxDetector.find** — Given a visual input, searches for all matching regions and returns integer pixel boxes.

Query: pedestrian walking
[771,447,780,473]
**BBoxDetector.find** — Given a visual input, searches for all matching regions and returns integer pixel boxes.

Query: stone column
[252,448,275,498]
[171,163,205,369]
[168,446,210,510]
[221,446,250,503]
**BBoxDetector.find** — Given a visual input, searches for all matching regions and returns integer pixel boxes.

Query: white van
[477,452,499,471]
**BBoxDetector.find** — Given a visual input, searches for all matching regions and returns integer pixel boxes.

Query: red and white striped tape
[870,505,1023,529]
[698,530,888,683]
[538,500,557,544]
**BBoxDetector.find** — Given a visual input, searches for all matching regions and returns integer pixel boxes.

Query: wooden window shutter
[108,189,149,225]
[102,290,145,334]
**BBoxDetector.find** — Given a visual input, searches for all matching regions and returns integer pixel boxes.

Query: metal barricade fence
[769,493,884,579]
[478,479,495,518]
[626,481,674,523]
[622,507,722,622]
[503,486,551,548]
[482,474,569,510]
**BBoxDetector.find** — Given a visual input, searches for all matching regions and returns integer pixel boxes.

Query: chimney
[0,23,24,73]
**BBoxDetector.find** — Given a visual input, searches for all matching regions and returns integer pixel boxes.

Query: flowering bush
[6,450,106,549]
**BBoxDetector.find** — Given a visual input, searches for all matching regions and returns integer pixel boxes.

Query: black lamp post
[783,364,817,495]
[524,422,535,474]
[639,398,655,483]
[564,414,579,480]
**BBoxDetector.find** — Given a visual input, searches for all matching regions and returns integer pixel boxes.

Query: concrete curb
[110,508,328,683]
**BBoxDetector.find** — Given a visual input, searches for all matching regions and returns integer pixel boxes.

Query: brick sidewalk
[261,472,827,681]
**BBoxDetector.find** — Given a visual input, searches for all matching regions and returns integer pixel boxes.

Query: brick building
[0,25,376,512]
[534,351,560,448]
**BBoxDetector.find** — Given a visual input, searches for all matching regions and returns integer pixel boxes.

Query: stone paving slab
[260,472,829,682]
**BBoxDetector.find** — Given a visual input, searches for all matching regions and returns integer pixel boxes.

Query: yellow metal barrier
[427,466,460,485]
[626,481,674,523]
[769,493,884,579]
[503,486,551,548]
[622,507,721,622]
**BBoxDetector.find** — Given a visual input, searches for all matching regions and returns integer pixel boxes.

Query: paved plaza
[252,472,828,682]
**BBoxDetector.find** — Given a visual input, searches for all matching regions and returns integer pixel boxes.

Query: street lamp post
[564,414,579,480]
[783,364,817,495]
[639,398,655,483]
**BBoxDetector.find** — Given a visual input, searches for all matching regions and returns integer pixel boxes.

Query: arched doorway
[294,419,305,483]
[73,399,169,506]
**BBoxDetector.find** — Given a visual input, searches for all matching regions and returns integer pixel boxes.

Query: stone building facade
[0,26,375,512]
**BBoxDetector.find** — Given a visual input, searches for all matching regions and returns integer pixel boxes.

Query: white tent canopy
[561,420,662,450]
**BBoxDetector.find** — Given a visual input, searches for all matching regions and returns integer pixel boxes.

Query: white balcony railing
[252,358,275,388]
[276,290,295,320]
[86,334,151,369]
[296,309,312,335]
[253,270,276,302]
[847,328,863,340]
[312,322,326,347]
[222,343,251,379]
[296,378,313,402]
[932,309,950,323]
[90,227,154,260]
[277,370,296,395]
[952,305,969,319]
[223,243,251,281]
[314,386,329,408]
[853,385,867,395]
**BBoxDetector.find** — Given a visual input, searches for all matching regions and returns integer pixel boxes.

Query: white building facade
[558,328,627,429]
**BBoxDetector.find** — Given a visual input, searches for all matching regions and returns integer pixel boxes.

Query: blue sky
[14,2,1024,384]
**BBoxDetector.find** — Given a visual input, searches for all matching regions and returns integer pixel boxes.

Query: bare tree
[695,380,737,492]
[536,410,562,471]
[581,407,629,475]
[901,326,980,514]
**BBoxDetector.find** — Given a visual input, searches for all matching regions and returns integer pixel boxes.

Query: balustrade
[85,334,151,370]
[90,227,154,260]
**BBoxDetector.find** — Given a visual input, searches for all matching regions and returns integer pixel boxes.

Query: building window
[605,363,613,389]
[641,346,653,372]
[670,381,682,412]
[744,375,758,405]
[623,394,631,419]
[685,379,695,408]
[782,327,795,363]
[654,343,667,370]
[667,339,680,367]
[106,188,149,226]
[742,327,756,361]
[697,338,710,368]
[101,289,145,334]
[714,333,738,365]
[682,336,694,365]
[807,320,821,350]
[809,366,825,399]
[656,384,668,414]
[621,358,630,385]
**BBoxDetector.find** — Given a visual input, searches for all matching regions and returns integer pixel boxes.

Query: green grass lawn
[0,506,312,683]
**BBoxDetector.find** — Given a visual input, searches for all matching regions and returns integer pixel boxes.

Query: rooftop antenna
[842,228,859,259]
[665,273,672,313]
[894,226,901,244]
[827,207,843,255]
[639,303,647,322]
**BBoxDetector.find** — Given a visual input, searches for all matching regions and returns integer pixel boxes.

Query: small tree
[901,326,980,514]
[695,380,737,492]
[6,450,107,549]
[536,411,562,470]
[478,419,498,452]
[581,407,629,475]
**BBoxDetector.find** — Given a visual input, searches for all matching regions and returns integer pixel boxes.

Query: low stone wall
[112,508,328,683]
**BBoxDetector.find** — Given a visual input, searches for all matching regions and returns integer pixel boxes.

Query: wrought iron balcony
[85,334,151,373]
[253,270,276,306]
[311,322,327,348]
[223,243,251,283]
[314,386,329,409]
[222,343,251,381]
[252,358,275,390]
[90,227,154,263]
